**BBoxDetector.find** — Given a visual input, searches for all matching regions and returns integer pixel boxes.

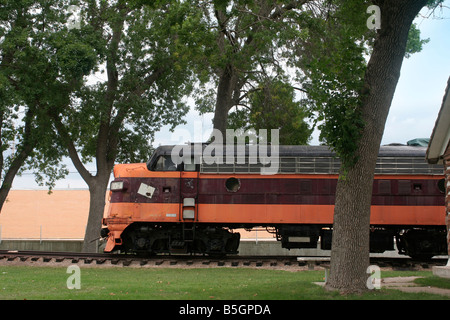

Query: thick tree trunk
[212,64,237,135]
[0,145,32,212]
[82,173,110,253]
[0,109,34,212]
[325,0,428,293]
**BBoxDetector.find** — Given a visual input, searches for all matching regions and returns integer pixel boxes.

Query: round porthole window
[225,177,241,192]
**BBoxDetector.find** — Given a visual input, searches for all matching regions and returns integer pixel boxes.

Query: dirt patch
[382,276,450,297]
[314,276,450,297]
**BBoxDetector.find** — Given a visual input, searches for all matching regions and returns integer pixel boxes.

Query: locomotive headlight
[110,180,128,191]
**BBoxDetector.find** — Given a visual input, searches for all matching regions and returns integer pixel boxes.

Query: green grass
[0,266,448,300]
[415,275,450,289]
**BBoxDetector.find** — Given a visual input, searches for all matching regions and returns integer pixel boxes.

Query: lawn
[0,266,448,301]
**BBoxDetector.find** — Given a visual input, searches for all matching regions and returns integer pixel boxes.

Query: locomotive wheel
[120,223,240,256]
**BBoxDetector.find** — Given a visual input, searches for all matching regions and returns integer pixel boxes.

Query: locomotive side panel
[196,175,444,226]
[197,174,337,225]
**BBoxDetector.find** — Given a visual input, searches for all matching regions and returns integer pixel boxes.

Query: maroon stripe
[110,177,444,206]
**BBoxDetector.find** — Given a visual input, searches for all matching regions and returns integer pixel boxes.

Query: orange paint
[370,205,445,225]
[106,202,445,226]
[107,202,180,222]
[196,204,334,224]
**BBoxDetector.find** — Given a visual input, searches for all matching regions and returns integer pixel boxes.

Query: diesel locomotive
[101,144,447,259]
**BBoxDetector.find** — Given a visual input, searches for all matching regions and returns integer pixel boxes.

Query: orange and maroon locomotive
[101,144,447,259]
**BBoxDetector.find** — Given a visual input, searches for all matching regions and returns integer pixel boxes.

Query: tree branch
[293,86,308,94]
[49,111,93,185]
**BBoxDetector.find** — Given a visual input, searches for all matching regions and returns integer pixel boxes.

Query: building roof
[427,76,450,164]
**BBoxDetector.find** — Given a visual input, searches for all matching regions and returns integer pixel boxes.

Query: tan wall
[0,190,91,239]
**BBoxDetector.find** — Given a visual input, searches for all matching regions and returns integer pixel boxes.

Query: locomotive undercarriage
[105,223,447,259]
[118,223,241,256]
[395,227,448,260]
[318,225,447,259]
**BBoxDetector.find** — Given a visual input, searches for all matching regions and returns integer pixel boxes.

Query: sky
[10,3,450,190]
[382,4,450,146]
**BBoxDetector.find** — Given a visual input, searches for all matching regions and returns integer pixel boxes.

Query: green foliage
[405,24,430,58]
[191,0,312,145]
[0,0,77,190]
[289,0,434,170]
[0,0,439,193]
[228,79,312,145]
[293,1,369,169]
[0,0,199,195]
[35,0,196,168]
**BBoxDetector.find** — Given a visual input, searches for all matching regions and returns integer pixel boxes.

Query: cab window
[154,156,177,171]
[184,163,196,171]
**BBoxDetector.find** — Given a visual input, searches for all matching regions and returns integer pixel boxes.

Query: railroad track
[0,250,303,270]
[0,250,447,271]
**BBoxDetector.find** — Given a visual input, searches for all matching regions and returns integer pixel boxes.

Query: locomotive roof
[146,144,442,175]
[148,144,428,164]
[150,144,427,157]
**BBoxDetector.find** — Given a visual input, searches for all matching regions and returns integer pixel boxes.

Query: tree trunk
[82,173,110,253]
[0,108,34,212]
[0,145,32,212]
[325,0,428,293]
[212,64,237,135]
